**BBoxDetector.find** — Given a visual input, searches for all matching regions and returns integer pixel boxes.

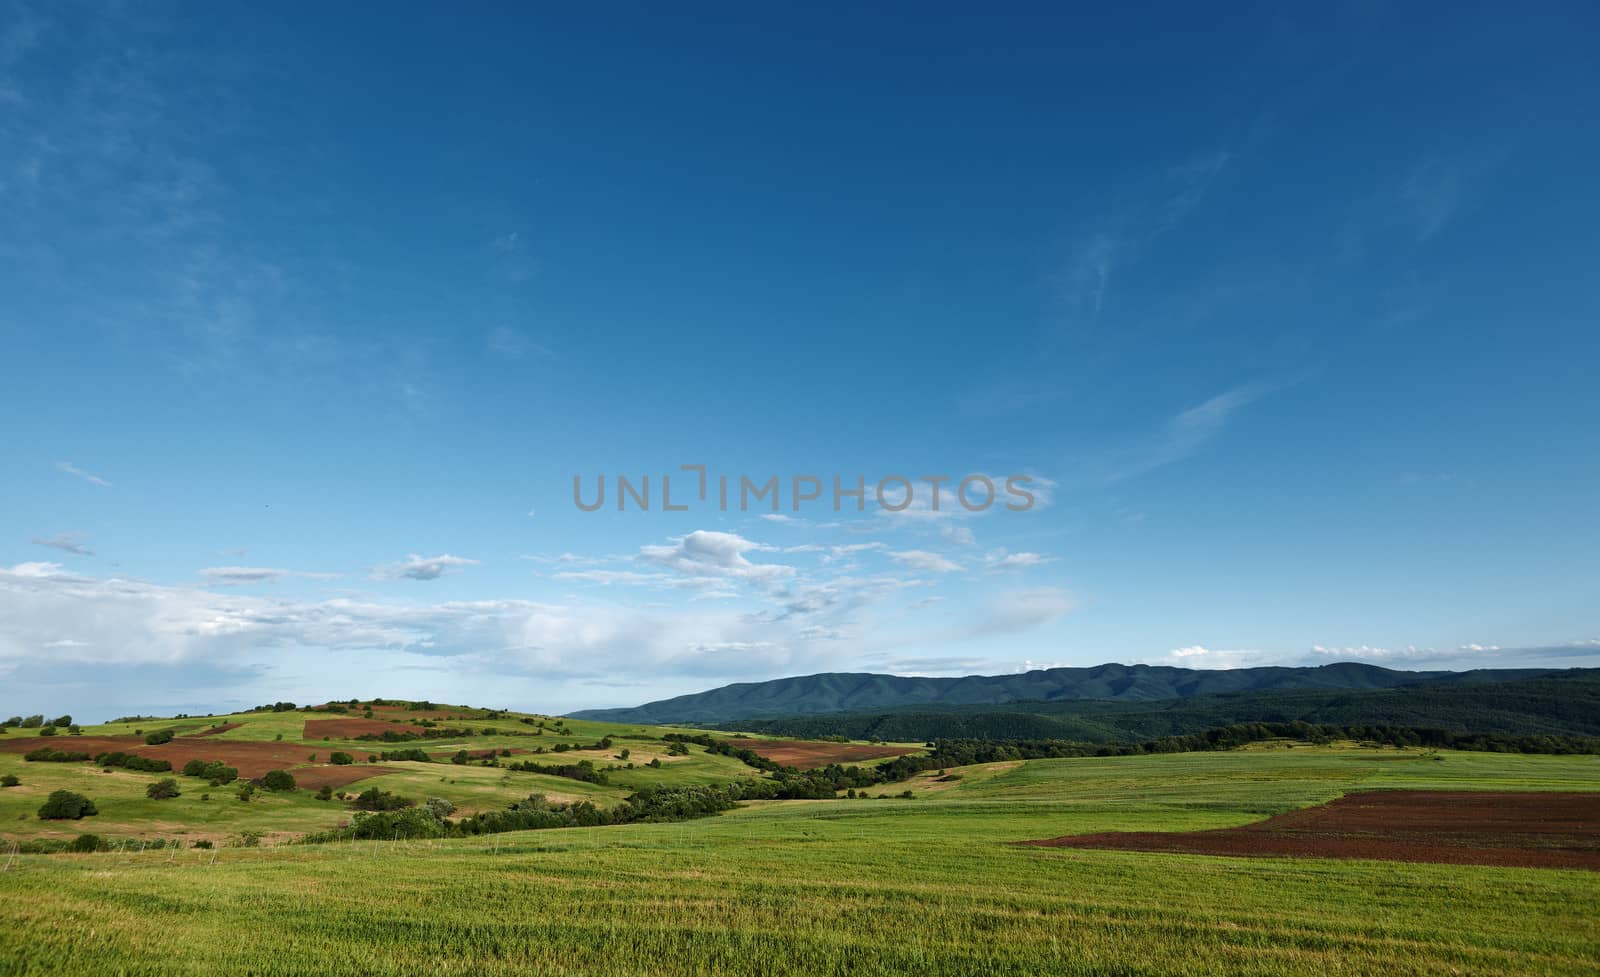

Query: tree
[329,752,354,765]
[38,725,57,737]
[146,778,181,800]
[144,729,175,745]
[38,790,98,820]
[260,769,296,792]
[47,714,72,728]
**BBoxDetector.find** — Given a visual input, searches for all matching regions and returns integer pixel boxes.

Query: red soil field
[302,718,424,739]
[190,723,242,737]
[0,733,387,782]
[1023,790,1600,870]
[726,739,920,769]
[290,765,399,790]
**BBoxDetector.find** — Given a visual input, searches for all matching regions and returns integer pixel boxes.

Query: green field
[2,710,1596,976]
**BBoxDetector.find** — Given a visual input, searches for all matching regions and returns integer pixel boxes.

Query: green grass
[2,744,1596,976]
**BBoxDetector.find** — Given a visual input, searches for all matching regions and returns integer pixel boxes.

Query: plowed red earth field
[0,734,389,783]
[1023,790,1600,870]
[302,718,424,739]
[726,739,920,768]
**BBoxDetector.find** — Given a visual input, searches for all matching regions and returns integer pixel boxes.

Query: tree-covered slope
[567,662,1553,724]
[714,670,1600,742]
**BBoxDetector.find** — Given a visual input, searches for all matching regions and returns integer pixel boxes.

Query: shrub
[38,725,57,737]
[0,774,17,787]
[38,790,98,820]
[260,769,296,792]
[235,831,262,848]
[329,752,354,765]
[425,796,456,818]
[236,783,255,802]
[315,785,333,801]
[68,833,102,852]
[350,787,413,811]
[192,839,213,849]
[146,778,181,800]
[144,729,175,745]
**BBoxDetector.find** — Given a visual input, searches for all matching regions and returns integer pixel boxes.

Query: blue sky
[2,2,1597,720]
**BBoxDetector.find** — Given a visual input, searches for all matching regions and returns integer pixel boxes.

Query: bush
[146,778,181,800]
[0,774,18,787]
[38,790,98,820]
[315,785,333,800]
[144,729,176,745]
[260,769,296,791]
[181,759,238,785]
[68,833,102,853]
[192,839,213,849]
[425,796,456,818]
[236,783,255,802]
[38,725,57,737]
[350,787,413,811]
[329,752,354,765]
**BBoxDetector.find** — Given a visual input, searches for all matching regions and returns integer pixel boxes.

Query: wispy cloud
[968,587,1075,636]
[199,566,341,586]
[375,553,479,581]
[887,550,961,573]
[1058,151,1232,317]
[982,549,1052,571]
[54,461,111,487]
[31,532,93,556]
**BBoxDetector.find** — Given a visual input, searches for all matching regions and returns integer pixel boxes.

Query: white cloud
[55,461,111,487]
[983,549,1053,571]
[637,530,793,583]
[888,550,961,573]
[376,553,479,581]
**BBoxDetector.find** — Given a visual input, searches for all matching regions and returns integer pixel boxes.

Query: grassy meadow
[1,707,1596,976]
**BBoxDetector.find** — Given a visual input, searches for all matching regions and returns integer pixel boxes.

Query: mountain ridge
[566,662,1555,724]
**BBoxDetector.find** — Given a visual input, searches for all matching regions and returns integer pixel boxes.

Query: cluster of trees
[95,751,172,772]
[376,748,430,762]
[303,784,759,844]
[180,759,239,785]
[350,787,413,811]
[24,747,92,762]
[504,758,609,784]
[3,715,71,729]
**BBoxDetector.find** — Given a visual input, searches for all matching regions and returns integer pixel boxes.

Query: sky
[2,2,1597,721]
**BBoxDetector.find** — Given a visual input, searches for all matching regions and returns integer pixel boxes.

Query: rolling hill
[567,662,1556,725]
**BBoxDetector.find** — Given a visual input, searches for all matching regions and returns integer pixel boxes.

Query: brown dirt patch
[189,723,242,737]
[302,718,424,740]
[726,739,921,769]
[1022,790,1600,870]
[0,734,331,779]
[288,764,397,790]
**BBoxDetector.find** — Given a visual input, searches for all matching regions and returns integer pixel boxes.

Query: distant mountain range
[566,662,1557,725]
